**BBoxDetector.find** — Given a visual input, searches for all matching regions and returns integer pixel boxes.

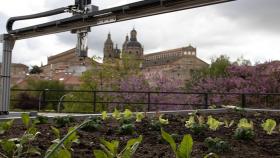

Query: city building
[104,28,209,84]
[0,63,29,86]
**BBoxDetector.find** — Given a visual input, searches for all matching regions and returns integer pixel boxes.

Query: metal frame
[0,0,235,115]
[0,34,15,114]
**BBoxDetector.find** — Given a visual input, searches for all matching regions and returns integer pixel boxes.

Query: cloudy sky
[0,0,280,67]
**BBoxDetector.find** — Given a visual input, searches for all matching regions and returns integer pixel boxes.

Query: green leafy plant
[234,118,254,140]
[261,119,277,135]
[35,115,49,124]
[223,119,234,128]
[135,112,144,122]
[185,115,207,134]
[0,114,41,158]
[112,108,121,120]
[159,114,169,125]
[93,135,143,158]
[204,153,219,158]
[53,116,75,128]
[123,109,133,120]
[0,119,14,135]
[207,116,223,131]
[161,128,193,158]
[149,119,162,131]
[204,137,230,153]
[102,111,108,120]
[81,116,102,132]
[44,119,92,158]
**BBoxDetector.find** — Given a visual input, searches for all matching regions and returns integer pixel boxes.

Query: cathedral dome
[126,41,142,48]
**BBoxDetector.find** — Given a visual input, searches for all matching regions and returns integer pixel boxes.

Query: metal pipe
[6,7,68,33]
[0,35,15,115]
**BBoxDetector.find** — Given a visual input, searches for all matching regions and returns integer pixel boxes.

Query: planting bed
[1,111,280,158]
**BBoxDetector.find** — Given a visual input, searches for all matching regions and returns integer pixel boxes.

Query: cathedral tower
[122,28,144,59]
[103,33,120,61]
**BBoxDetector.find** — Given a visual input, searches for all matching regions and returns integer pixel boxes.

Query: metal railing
[10,89,280,113]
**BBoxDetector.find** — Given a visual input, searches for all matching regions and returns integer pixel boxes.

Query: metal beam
[0,34,15,114]
[8,0,235,40]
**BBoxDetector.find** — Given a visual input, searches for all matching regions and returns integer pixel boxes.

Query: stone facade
[0,63,29,86]
[41,48,94,77]
[142,45,208,82]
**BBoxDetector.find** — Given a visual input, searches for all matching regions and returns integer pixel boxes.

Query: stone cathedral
[103,28,209,83]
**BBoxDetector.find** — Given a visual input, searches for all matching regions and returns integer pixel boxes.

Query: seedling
[261,119,277,135]
[185,115,207,134]
[123,109,133,120]
[53,116,75,128]
[35,115,49,124]
[0,113,41,158]
[204,137,230,153]
[223,119,234,128]
[101,111,108,120]
[234,118,254,140]
[112,108,121,120]
[159,114,169,125]
[135,112,144,122]
[207,116,224,131]
[81,116,102,132]
[93,135,143,158]
[0,119,14,135]
[161,128,193,158]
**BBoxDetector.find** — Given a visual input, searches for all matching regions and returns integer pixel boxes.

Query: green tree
[26,79,65,111]
[29,65,43,74]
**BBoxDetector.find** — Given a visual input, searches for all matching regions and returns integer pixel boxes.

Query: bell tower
[103,33,114,60]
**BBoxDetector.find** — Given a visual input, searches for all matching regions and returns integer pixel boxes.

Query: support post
[241,94,246,108]
[147,92,151,112]
[204,93,208,109]
[0,34,15,115]
[93,91,96,113]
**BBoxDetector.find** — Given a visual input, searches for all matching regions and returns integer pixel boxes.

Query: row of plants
[0,110,279,157]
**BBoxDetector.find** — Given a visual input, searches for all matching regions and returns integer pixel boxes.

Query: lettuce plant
[0,119,14,135]
[123,109,133,120]
[207,116,223,131]
[93,135,142,158]
[81,117,102,132]
[261,119,277,135]
[159,114,169,125]
[102,111,108,120]
[204,137,230,153]
[135,112,144,122]
[161,129,193,158]
[35,115,48,124]
[53,116,75,128]
[234,118,254,140]
[112,108,121,120]
[185,115,207,134]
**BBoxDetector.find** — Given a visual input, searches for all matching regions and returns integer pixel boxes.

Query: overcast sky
[1,0,280,67]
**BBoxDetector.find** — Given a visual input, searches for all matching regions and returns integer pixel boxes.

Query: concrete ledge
[1,108,280,123]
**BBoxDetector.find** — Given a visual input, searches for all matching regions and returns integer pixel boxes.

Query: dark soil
[1,111,280,158]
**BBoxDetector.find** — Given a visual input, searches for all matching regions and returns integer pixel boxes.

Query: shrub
[13,92,39,110]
